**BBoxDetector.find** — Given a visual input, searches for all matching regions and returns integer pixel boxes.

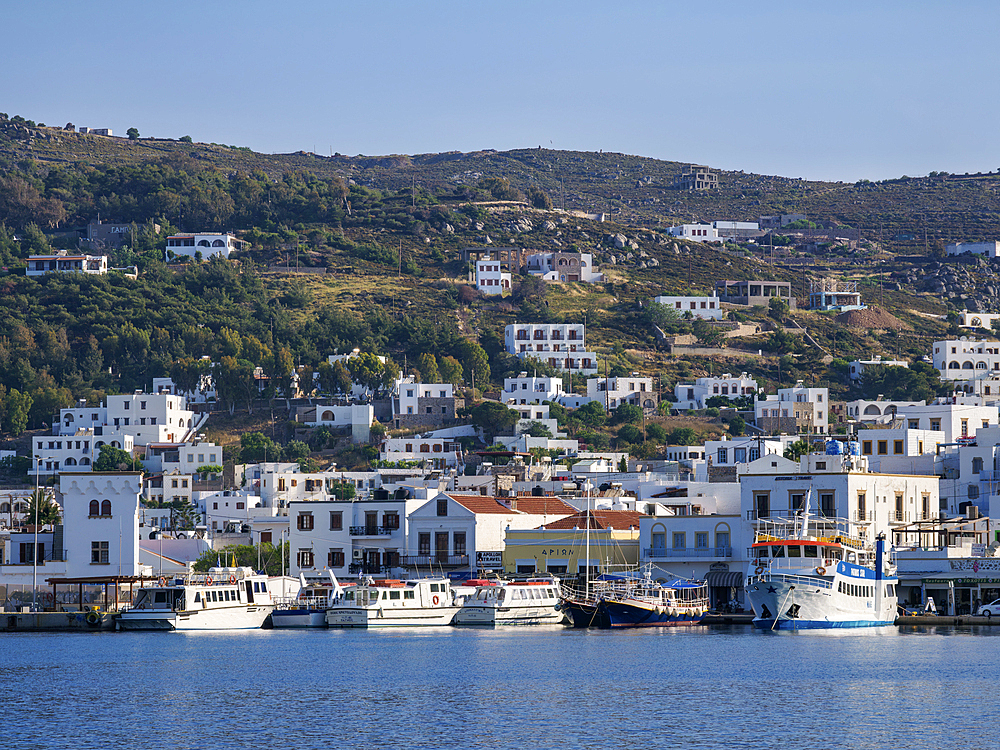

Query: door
[365,511,378,535]
[245,581,255,604]
[365,549,381,574]
[435,532,449,564]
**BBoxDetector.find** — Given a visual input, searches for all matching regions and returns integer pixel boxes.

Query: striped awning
[706,571,744,588]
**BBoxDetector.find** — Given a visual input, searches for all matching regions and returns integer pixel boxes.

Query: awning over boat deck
[706,571,744,588]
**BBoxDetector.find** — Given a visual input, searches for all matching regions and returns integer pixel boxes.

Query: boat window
[771,546,785,558]
[345,590,355,601]
[529,589,539,600]
[404,590,414,599]
[837,582,843,593]
[803,545,818,558]
[154,591,167,603]
[847,552,856,564]
[389,591,401,600]
[754,548,767,559]
[193,592,201,603]
[547,588,556,598]
[511,589,521,600]
[787,545,801,558]
[498,589,506,603]
[260,581,267,592]
[430,584,439,593]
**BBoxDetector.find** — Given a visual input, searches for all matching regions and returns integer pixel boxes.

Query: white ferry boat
[325,577,460,628]
[745,508,897,630]
[116,567,274,631]
[453,578,566,626]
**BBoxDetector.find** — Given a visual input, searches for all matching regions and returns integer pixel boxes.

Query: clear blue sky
[5,1,998,182]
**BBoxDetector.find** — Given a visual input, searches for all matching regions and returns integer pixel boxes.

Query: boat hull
[325,606,460,628]
[602,601,706,628]
[117,605,273,631]
[453,604,565,626]
[746,573,896,630]
[270,608,328,628]
[561,598,610,629]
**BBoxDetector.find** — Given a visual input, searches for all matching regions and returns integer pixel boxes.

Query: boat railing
[750,571,833,589]
[274,595,330,609]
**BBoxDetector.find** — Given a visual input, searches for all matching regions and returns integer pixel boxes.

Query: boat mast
[585,480,591,600]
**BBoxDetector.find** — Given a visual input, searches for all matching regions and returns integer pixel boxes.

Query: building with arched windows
[932,338,1000,381]
[526,251,602,283]
[165,233,246,262]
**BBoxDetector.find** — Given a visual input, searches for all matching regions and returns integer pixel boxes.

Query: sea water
[1,624,992,749]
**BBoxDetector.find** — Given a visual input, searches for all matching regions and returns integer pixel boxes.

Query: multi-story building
[716,279,797,309]
[959,311,1000,330]
[843,395,998,443]
[379,435,463,471]
[933,338,1000,381]
[299,403,374,442]
[809,278,865,312]
[586,376,658,412]
[652,294,724,320]
[61,471,145,579]
[165,232,246,262]
[526,251,601,283]
[755,382,829,435]
[56,394,200,447]
[504,323,598,374]
[671,165,718,191]
[33,429,134,477]
[848,356,909,382]
[26,251,108,277]
[475,255,512,295]
[392,377,457,429]
[673,373,757,411]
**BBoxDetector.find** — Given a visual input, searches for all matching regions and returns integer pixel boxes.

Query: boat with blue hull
[600,577,709,628]
[746,495,896,630]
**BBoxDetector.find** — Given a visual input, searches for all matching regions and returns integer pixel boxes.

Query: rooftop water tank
[825,440,843,455]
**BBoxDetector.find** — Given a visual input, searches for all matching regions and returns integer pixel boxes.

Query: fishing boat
[745,493,897,629]
[325,577,460,628]
[599,574,709,628]
[116,566,274,631]
[453,578,566,626]
[271,571,348,629]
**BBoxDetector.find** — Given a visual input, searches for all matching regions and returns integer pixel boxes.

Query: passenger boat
[600,575,709,628]
[325,577,460,628]
[271,572,347,629]
[116,566,274,631]
[453,578,566,626]
[745,499,897,629]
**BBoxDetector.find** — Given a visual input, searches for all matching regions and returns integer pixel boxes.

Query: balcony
[399,554,469,568]
[349,526,394,536]
[645,547,732,559]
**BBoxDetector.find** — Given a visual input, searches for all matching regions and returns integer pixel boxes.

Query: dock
[0,610,113,632]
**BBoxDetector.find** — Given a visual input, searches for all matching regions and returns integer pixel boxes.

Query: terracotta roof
[504,496,577,516]
[542,509,648,531]
[447,495,519,515]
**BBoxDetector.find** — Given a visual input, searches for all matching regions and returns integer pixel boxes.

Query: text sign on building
[476,551,502,567]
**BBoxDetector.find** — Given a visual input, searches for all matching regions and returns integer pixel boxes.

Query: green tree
[618,457,629,473]
[126,127,140,140]
[728,415,746,436]
[192,543,286,575]
[171,498,202,530]
[522,421,553,438]
[458,341,491,387]
[646,424,667,442]
[179,135,193,143]
[240,432,281,462]
[25,489,61,527]
[784,439,810,461]
[93,444,141,471]
[438,356,464,386]
[668,427,697,445]
[347,352,387,393]
[692,319,724,347]
[527,186,553,210]
[415,352,441,383]
[617,424,643,444]
[471,401,518,440]
[283,440,310,463]
[572,401,607,428]
[768,297,790,322]
[268,345,295,406]
[2,388,32,436]
[611,403,643,425]
[328,480,356,500]
[195,464,223,480]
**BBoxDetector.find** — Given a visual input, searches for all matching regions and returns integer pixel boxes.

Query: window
[820,492,835,518]
[297,549,314,568]
[384,512,399,530]
[790,493,804,512]
[328,549,345,567]
[716,531,730,550]
[931,419,941,431]
[91,541,109,564]
[969,485,980,499]
[734,447,746,463]
[973,457,984,474]
[877,440,888,455]
[454,532,466,556]
[716,448,728,464]
[418,533,431,555]
[297,513,314,531]
[437,498,448,516]
[672,532,685,549]
[330,511,343,530]
[695,532,708,549]
[893,440,904,455]
[862,440,872,455]
[100,500,111,516]
[236,502,244,510]
[89,499,99,516]
[754,492,770,518]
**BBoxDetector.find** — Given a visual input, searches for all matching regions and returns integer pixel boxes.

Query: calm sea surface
[2,624,994,750]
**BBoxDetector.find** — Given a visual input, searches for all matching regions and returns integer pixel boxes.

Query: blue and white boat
[599,575,709,628]
[271,572,346,629]
[746,495,897,630]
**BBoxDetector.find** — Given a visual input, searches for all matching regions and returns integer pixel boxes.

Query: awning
[706,571,744,588]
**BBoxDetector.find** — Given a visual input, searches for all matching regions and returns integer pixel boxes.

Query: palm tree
[24,489,61,528]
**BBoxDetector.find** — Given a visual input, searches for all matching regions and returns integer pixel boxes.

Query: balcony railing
[348,563,386,575]
[399,554,469,568]
[853,510,874,522]
[644,547,732,559]
[349,526,394,536]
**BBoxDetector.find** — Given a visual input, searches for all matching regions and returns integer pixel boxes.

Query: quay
[0,610,113,632]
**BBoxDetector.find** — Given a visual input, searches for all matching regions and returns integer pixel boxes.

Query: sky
[5,1,999,183]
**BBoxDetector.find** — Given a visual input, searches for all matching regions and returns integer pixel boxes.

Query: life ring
[816,566,827,576]
[754,565,765,575]
[85,611,101,626]
[158,577,167,587]
[432,595,440,606]
[205,576,214,586]
[228,575,237,585]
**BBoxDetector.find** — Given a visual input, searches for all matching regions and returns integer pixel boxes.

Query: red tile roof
[447,495,516,515]
[542,509,647,531]
[446,494,576,517]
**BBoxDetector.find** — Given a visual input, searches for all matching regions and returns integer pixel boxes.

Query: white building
[504,323,598,374]
[754,382,829,435]
[61,471,145,579]
[843,396,998,443]
[153,370,216,405]
[933,338,1000,381]
[26,251,108,277]
[525,251,602,283]
[586,376,658,412]
[673,373,757,411]
[848,356,909,381]
[652,294,724,320]
[303,403,374,443]
[57,393,201,447]
[475,257,512,295]
[379,435,463,471]
[946,241,1000,257]
[712,220,761,240]
[666,223,723,243]
[959,311,1000,330]
[853,428,944,475]
[165,232,246,262]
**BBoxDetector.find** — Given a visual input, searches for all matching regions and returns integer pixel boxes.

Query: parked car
[976,599,1000,617]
